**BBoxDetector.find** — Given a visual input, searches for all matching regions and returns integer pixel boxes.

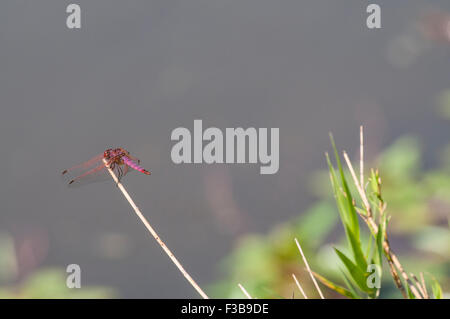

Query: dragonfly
[62,148,150,187]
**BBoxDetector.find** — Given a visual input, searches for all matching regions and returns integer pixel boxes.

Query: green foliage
[312,271,357,299]
[437,89,450,120]
[323,136,380,298]
[431,277,443,299]
[0,269,115,299]
[0,232,116,299]
[209,203,338,298]
[212,134,449,299]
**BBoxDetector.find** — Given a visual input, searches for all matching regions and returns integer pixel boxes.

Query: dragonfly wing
[61,153,137,188]
[62,154,104,177]
[62,164,111,188]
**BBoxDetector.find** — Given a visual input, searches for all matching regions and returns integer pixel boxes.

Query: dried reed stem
[238,283,252,299]
[420,272,429,299]
[292,273,308,299]
[411,273,427,298]
[103,159,209,299]
[342,149,424,299]
[294,238,325,299]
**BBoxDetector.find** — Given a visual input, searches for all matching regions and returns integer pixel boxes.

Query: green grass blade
[334,247,370,293]
[339,268,363,299]
[406,284,415,299]
[431,277,443,299]
[312,271,358,299]
[326,153,349,226]
[346,225,368,271]
[328,134,369,272]
[375,214,387,267]
[365,233,373,260]
[329,133,360,240]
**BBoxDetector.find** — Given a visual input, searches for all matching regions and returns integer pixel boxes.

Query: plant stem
[342,152,423,299]
[103,159,209,299]
[238,283,252,299]
[294,238,325,299]
[292,273,308,299]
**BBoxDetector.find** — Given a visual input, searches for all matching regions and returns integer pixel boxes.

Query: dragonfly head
[115,148,129,157]
[104,148,129,161]
[104,149,112,159]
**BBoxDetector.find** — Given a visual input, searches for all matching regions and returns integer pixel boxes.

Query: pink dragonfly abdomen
[123,156,151,175]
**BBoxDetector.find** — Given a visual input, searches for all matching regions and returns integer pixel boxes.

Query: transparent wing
[62,164,109,187]
[62,163,132,188]
[61,154,131,188]
[61,154,104,177]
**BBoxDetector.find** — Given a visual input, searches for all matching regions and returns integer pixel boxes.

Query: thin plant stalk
[294,238,325,299]
[238,283,252,299]
[103,159,209,299]
[420,272,429,299]
[411,273,427,298]
[342,128,425,299]
[292,273,308,299]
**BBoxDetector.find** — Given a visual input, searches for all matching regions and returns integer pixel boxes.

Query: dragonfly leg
[118,165,123,181]
[110,163,120,187]
[106,158,114,169]
[109,162,118,181]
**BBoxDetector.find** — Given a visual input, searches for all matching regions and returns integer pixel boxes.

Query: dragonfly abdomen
[123,156,151,175]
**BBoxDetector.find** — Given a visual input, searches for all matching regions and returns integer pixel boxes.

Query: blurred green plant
[0,233,115,299]
[210,133,449,299]
[315,133,444,299]
[0,269,115,299]
[437,89,450,120]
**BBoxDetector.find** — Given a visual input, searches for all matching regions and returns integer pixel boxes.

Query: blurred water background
[0,0,449,298]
